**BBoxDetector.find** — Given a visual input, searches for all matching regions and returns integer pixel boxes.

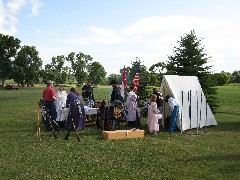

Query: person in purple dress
[65,87,85,130]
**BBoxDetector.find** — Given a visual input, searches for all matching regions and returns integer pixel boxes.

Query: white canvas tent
[160,75,217,131]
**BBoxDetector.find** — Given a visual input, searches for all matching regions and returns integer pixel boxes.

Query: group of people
[42,80,87,131]
[42,79,180,134]
[147,89,180,134]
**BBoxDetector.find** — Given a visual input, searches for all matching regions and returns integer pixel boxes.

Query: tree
[66,52,92,86]
[166,30,217,111]
[231,70,240,83]
[87,61,106,86]
[43,64,56,84]
[13,45,42,87]
[42,55,73,85]
[107,74,121,84]
[0,33,21,88]
[149,62,166,86]
[210,71,232,86]
[128,58,151,104]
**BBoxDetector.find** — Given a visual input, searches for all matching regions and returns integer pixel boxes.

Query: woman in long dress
[56,85,67,122]
[126,85,141,128]
[147,94,162,134]
[65,87,85,130]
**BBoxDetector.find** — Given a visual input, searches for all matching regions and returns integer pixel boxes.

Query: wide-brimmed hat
[109,79,118,85]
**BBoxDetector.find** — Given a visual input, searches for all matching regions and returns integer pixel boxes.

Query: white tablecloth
[84,106,98,115]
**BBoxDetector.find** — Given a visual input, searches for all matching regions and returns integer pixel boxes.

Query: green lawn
[0,85,239,179]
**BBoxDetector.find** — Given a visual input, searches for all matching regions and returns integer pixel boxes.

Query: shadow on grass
[215,121,240,133]
[194,154,240,175]
[216,111,240,115]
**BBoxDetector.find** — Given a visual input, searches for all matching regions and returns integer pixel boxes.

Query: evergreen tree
[166,30,217,112]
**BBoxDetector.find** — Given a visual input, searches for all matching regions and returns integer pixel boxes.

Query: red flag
[132,64,140,88]
[122,66,127,88]
[121,66,127,99]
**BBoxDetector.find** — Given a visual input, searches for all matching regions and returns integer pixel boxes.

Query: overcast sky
[1,0,239,75]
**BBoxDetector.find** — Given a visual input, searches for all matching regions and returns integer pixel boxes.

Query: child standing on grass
[147,94,162,135]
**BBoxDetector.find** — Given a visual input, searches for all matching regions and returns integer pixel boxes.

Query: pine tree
[166,30,217,112]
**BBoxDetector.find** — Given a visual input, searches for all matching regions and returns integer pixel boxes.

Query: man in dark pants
[42,80,58,130]
[109,79,123,130]
[82,80,94,106]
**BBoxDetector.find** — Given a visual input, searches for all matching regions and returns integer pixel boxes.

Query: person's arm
[50,89,57,101]
[152,102,160,114]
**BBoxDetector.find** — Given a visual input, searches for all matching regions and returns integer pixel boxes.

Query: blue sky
[1,0,240,75]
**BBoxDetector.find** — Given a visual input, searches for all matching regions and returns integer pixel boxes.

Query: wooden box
[102,129,144,140]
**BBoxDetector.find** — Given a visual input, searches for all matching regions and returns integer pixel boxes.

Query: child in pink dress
[148,94,162,134]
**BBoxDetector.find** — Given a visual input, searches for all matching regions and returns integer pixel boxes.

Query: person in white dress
[148,94,162,134]
[126,85,140,128]
[56,85,67,122]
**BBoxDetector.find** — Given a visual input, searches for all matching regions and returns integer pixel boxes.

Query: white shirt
[168,97,179,109]
[126,91,137,108]
[56,90,67,108]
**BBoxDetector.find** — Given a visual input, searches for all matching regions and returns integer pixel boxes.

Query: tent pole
[162,86,166,130]
[181,91,183,134]
[33,98,41,140]
[204,94,208,133]
[196,91,199,135]
[199,92,202,132]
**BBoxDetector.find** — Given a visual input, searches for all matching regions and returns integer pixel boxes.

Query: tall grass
[0,85,239,179]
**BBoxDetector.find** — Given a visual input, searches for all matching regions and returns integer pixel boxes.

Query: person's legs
[168,106,178,132]
[158,106,163,130]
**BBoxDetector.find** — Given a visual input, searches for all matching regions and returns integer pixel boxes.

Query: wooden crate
[102,129,144,140]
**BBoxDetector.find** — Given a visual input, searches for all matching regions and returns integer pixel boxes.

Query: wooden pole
[36,99,41,137]
[162,86,166,130]
[181,91,183,134]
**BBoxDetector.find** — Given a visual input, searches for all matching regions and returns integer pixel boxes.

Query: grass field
[0,85,239,180]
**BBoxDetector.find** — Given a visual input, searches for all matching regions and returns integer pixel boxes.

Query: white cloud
[30,0,43,16]
[37,15,240,75]
[58,26,122,45]
[6,0,27,15]
[0,0,43,35]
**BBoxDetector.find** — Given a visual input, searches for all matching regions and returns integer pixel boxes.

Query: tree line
[1,31,239,111]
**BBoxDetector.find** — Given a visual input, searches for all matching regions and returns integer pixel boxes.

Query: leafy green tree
[66,52,92,86]
[51,55,67,85]
[0,33,21,88]
[87,61,106,86]
[166,30,217,111]
[210,71,231,86]
[149,62,166,86]
[13,45,42,87]
[42,64,56,84]
[107,74,121,84]
[231,70,240,83]
[42,56,72,85]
